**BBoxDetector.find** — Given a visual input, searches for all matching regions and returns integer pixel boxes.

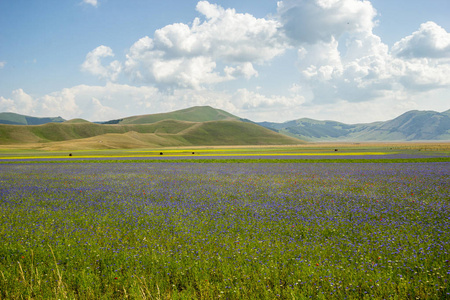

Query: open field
[1,142,449,160]
[0,148,449,299]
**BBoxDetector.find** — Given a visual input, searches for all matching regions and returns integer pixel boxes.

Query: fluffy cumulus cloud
[124,1,285,89]
[0,82,306,123]
[298,32,399,102]
[41,88,84,118]
[82,0,98,7]
[276,1,450,104]
[392,22,450,59]
[1,82,447,124]
[40,84,161,121]
[273,0,391,103]
[0,84,161,121]
[224,63,259,80]
[77,0,449,116]
[3,1,449,124]
[0,89,35,115]
[398,59,450,91]
[81,46,122,81]
[232,88,304,111]
[0,89,81,119]
[277,0,377,44]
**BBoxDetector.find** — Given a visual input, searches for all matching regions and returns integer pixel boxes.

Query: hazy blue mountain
[0,112,65,125]
[258,110,450,141]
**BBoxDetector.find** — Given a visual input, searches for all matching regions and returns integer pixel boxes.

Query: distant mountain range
[258,109,450,141]
[0,107,449,150]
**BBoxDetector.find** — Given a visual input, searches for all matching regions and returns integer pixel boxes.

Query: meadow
[0,155,449,299]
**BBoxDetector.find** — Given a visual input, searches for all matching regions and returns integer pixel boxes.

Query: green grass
[0,161,449,299]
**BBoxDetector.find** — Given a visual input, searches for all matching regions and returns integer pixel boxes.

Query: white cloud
[0,61,6,69]
[82,0,98,7]
[0,89,34,115]
[0,97,14,113]
[81,45,122,81]
[398,59,450,90]
[0,84,157,121]
[274,0,416,103]
[392,22,450,59]
[196,1,223,20]
[299,37,343,80]
[289,15,450,103]
[40,88,81,118]
[277,0,377,44]
[0,82,304,122]
[224,62,258,80]
[124,1,285,89]
[90,97,119,120]
[5,1,448,126]
[1,79,449,125]
[117,2,450,111]
[45,83,159,121]
[235,88,304,109]
[295,30,395,103]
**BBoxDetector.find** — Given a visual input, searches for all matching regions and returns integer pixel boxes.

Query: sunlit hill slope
[0,107,303,150]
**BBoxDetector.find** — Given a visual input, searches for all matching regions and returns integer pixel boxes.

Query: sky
[1,0,450,124]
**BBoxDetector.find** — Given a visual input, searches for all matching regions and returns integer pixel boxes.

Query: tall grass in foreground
[0,162,449,299]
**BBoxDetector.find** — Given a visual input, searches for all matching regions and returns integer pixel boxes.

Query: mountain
[102,106,239,124]
[259,118,357,139]
[259,110,450,141]
[0,112,65,125]
[0,119,303,150]
[1,107,449,149]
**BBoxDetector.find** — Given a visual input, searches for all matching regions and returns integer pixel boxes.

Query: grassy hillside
[180,120,302,146]
[0,121,193,144]
[105,106,239,124]
[0,112,65,125]
[4,107,448,142]
[365,110,450,140]
[0,119,303,150]
[63,118,91,124]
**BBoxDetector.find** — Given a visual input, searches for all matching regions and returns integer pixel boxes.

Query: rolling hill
[1,107,449,149]
[102,106,239,124]
[0,118,303,150]
[259,109,450,141]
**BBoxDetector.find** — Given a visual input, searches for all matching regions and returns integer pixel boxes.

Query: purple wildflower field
[0,161,449,299]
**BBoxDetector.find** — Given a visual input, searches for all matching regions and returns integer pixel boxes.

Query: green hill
[179,121,302,146]
[0,119,303,150]
[3,106,447,146]
[103,106,239,124]
[0,112,65,125]
[64,118,91,124]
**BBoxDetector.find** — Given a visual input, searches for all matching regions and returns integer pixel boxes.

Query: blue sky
[1,0,449,123]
